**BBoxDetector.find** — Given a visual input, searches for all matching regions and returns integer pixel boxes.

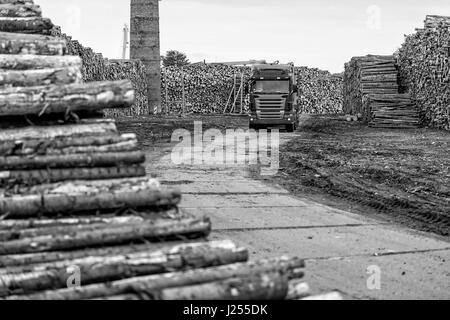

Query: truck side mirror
[292,85,298,93]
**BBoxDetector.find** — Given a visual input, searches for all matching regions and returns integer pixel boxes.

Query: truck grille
[255,95,286,120]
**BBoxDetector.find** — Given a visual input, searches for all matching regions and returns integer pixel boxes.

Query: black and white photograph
[0,0,449,306]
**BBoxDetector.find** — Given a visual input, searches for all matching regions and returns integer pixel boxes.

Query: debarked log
[0,178,179,218]
[0,165,146,187]
[5,256,305,300]
[0,217,211,255]
[0,240,247,296]
[0,151,145,170]
[0,31,66,55]
[0,66,82,87]
[0,80,134,116]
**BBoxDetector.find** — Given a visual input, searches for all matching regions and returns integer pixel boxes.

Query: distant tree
[162,50,190,68]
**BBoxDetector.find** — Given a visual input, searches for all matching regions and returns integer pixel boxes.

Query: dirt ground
[116,115,248,148]
[271,115,450,237]
[117,114,450,237]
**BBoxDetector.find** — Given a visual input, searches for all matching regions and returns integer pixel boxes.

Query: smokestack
[130,0,162,114]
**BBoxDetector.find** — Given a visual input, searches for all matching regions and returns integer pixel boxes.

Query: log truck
[248,63,299,132]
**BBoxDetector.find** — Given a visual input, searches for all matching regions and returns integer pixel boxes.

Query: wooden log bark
[0,151,145,170]
[0,241,193,268]
[0,31,66,55]
[0,240,228,276]
[0,17,52,34]
[0,212,175,242]
[0,179,180,218]
[0,80,134,116]
[0,3,41,17]
[157,272,288,300]
[0,122,118,142]
[0,133,136,156]
[0,217,211,255]
[5,257,305,300]
[0,215,145,231]
[0,241,248,296]
[0,66,82,87]
[0,165,146,187]
[0,54,81,70]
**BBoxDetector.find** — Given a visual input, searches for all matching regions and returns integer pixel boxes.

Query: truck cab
[248,63,298,132]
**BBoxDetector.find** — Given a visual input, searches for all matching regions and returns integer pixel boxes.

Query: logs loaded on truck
[0,0,341,300]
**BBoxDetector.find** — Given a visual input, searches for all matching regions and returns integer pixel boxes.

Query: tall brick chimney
[130,0,161,113]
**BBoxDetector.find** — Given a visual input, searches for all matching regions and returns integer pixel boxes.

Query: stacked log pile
[396,15,450,130]
[295,67,343,114]
[0,0,341,301]
[161,63,250,114]
[343,55,419,128]
[161,64,343,115]
[50,27,149,117]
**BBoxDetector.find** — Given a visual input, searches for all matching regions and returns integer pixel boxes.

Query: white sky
[38,0,450,73]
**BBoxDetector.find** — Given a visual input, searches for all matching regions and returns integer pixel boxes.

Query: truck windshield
[253,81,289,93]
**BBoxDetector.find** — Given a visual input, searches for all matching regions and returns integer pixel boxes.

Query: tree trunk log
[0,122,118,142]
[0,151,145,170]
[0,54,81,70]
[0,31,66,55]
[0,3,41,17]
[0,165,146,187]
[0,17,53,34]
[0,217,211,255]
[0,80,134,116]
[5,257,305,300]
[0,241,247,296]
[0,179,180,218]
[0,215,146,231]
[0,241,194,268]
[0,213,172,241]
[0,66,82,87]
[158,272,288,300]
[0,133,137,156]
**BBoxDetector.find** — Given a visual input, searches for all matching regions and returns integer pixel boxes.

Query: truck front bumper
[249,115,295,126]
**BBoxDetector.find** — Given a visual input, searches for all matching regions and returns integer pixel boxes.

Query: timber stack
[396,15,450,131]
[162,63,250,114]
[49,27,150,117]
[343,55,420,128]
[295,67,343,114]
[0,0,339,300]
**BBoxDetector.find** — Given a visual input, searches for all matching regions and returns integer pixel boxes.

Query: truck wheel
[286,124,295,133]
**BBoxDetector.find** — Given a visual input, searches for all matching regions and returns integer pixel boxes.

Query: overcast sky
[38,0,450,73]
